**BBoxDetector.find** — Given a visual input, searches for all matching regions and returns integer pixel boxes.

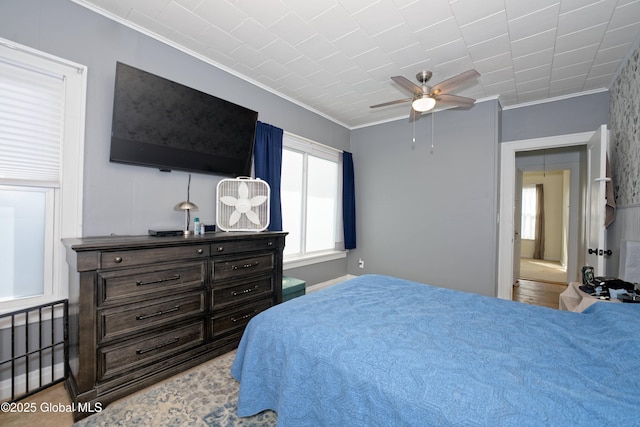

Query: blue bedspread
[231,275,640,426]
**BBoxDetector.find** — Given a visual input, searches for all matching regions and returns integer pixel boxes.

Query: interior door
[513,168,523,284]
[585,125,608,275]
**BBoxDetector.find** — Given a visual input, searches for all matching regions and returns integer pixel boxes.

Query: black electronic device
[110,62,258,177]
[148,229,183,237]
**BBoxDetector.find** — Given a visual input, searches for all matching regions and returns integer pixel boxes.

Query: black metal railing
[0,299,68,402]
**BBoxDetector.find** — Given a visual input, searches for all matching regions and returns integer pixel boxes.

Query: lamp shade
[412,95,436,112]
[175,201,198,211]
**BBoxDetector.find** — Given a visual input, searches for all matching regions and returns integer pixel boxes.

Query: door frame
[497,130,595,300]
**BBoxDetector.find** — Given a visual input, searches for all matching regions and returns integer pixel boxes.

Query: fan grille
[216,178,270,231]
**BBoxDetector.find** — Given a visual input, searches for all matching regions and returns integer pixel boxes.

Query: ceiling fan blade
[370,98,412,108]
[435,94,476,107]
[431,69,480,95]
[391,76,423,96]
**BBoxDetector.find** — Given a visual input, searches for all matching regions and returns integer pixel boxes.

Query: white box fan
[216,177,270,232]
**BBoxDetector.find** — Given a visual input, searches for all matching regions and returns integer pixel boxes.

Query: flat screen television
[110,62,258,177]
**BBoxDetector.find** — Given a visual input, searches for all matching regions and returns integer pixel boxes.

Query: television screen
[110,62,258,177]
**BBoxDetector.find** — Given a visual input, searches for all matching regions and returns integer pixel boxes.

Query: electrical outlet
[358,258,364,269]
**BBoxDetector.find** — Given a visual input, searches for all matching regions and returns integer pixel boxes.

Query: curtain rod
[283,130,344,154]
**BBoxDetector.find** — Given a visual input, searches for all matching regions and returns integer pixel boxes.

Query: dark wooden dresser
[62,231,286,420]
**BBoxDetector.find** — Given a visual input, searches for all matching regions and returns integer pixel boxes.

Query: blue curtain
[342,151,356,249]
[253,121,283,231]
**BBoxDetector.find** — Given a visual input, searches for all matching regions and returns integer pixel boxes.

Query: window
[0,38,85,313]
[281,133,344,263]
[521,185,537,240]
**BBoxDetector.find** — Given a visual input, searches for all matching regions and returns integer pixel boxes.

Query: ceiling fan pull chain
[412,117,416,150]
[430,111,435,154]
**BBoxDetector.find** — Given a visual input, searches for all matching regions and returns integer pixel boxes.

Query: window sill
[284,250,347,270]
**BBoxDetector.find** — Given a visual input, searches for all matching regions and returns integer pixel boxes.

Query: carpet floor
[76,350,276,427]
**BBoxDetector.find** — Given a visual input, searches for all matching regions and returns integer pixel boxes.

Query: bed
[231,274,640,426]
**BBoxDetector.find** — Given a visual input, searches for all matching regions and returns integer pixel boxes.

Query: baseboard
[307,274,356,293]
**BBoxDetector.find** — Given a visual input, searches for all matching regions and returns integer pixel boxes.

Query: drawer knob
[267,241,273,246]
[217,246,224,252]
[197,248,204,254]
[114,256,123,264]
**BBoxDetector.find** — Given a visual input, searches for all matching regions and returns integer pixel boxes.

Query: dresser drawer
[98,292,206,344]
[101,244,209,269]
[211,298,273,338]
[211,276,273,309]
[211,238,279,256]
[98,320,205,381]
[213,253,274,280]
[98,262,206,306]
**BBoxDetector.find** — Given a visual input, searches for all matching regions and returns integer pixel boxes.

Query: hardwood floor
[513,279,567,310]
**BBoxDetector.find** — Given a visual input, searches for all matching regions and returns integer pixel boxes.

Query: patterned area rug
[75,350,276,426]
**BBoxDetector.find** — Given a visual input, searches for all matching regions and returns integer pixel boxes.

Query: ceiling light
[412,95,436,112]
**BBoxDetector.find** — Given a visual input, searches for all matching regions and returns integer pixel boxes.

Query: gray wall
[501,91,609,142]
[348,100,501,296]
[0,0,349,286]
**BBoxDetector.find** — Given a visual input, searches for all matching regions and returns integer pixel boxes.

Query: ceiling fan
[370,69,480,120]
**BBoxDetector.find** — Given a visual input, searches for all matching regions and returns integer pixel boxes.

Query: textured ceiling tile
[398,0,454,31]
[268,12,316,46]
[608,0,640,28]
[512,48,554,72]
[449,0,505,26]
[474,52,513,75]
[557,0,617,36]
[318,51,358,75]
[553,44,599,68]
[157,1,208,38]
[504,0,560,20]
[551,61,592,80]
[131,0,170,18]
[337,0,377,14]
[284,54,321,77]
[197,25,243,53]
[254,59,292,82]
[600,22,640,49]
[372,24,418,54]
[460,10,508,46]
[295,33,338,62]
[352,0,406,36]
[555,23,607,53]
[194,1,246,32]
[230,18,277,51]
[507,4,560,41]
[593,43,633,65]
[260,39,302,65]
[332,28,379,57]
[389,43,429,66]
[234,0,290,28]
[426,38,469,64]
[467,34,511,63]
[509,28,556,58]
[515,64,552,84]
[77,0,639,127]
[309,5,360,42]
[228,44,269,69]
[281,0,338,22]
[416,17,463,50]
[351,47,393,71]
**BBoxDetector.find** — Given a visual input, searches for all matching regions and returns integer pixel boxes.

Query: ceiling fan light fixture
[412,95,436,112]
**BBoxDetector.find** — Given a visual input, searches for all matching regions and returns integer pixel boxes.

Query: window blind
[0,57,64,186]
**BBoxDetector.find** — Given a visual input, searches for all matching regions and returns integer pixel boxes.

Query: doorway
[497,131,595,300]
[516,166,571,285]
